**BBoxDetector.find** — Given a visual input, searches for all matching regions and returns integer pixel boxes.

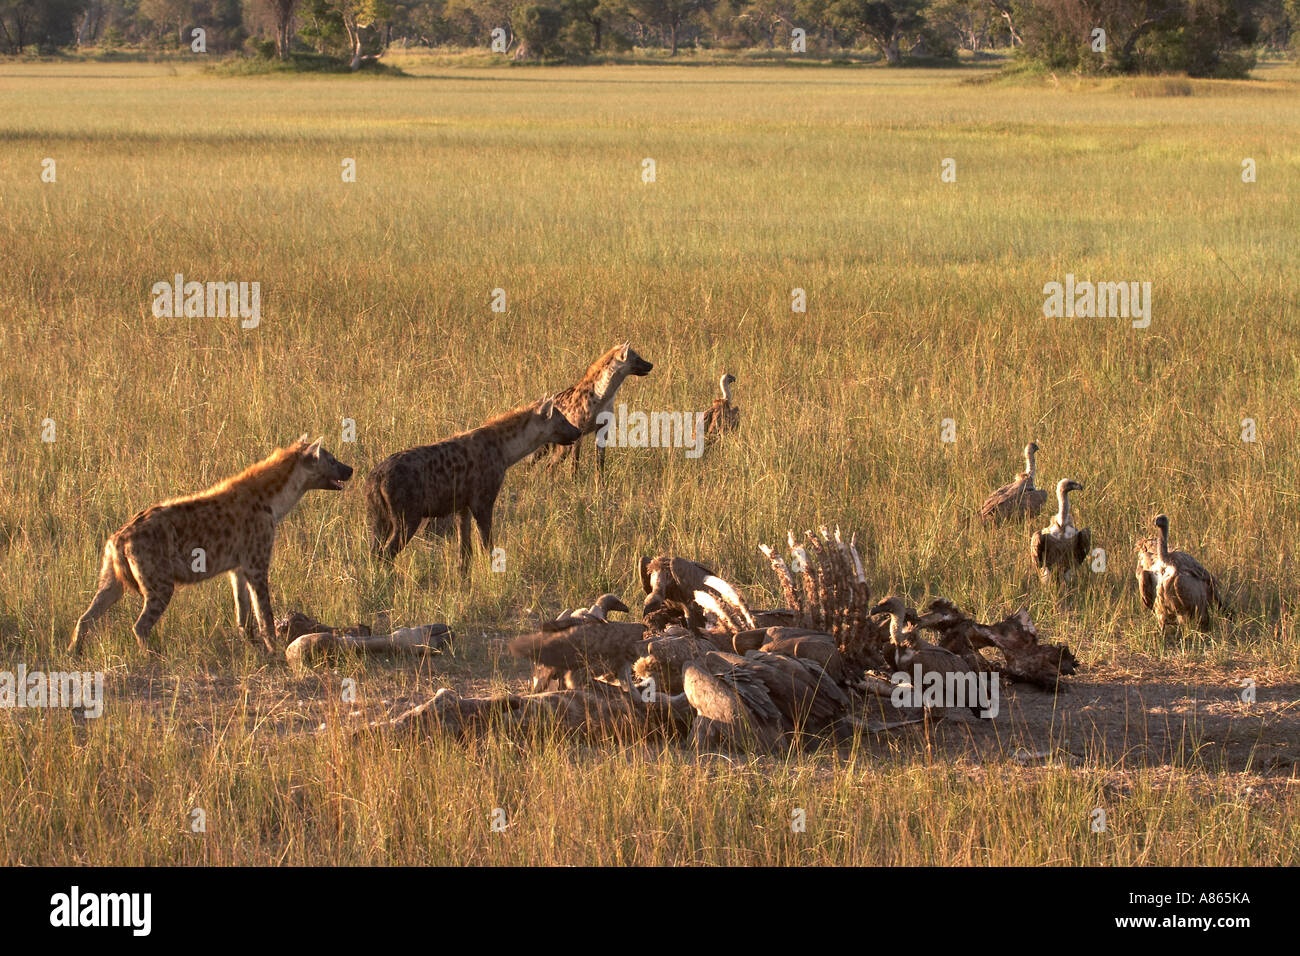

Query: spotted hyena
[365,396,580,563]
[535,343,653,475]
[69,437,353,655]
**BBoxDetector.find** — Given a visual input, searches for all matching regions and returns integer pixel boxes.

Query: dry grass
[0,57,1297,865]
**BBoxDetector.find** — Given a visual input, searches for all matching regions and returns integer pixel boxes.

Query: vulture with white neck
[1030,479,1091,581]
[980,442,1048,523]
[870,596,985,718]
[1142,514,1224,631]
[703,373,740,437]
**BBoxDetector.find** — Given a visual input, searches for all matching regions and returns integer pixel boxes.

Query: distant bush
[512,4,570,59]
[212,52,407,75]
[1016,0,1260,78]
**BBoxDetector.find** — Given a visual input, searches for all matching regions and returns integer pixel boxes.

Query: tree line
[4,0,1297,76]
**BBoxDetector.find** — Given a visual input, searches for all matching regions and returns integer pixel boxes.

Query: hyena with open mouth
[365,396,580,563]
[535,342,653,476]
[69,437,353,656]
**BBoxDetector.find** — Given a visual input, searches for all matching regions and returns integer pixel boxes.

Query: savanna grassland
[1,56,1298,865]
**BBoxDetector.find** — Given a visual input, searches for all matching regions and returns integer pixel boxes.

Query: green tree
[565,0,610,47]
[827,0,925,62]
[334,0,390,65]
[625,0,718,52]
[512,1,564,54]
[138,0,191,42]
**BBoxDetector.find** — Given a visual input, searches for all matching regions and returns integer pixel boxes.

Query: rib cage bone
[759,526,888,673]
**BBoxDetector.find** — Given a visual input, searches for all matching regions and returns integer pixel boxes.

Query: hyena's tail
[364,474,394,554]
[104,537,140,593]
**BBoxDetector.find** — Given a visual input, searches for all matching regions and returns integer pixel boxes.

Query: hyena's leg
[131,581,174,653]
[543,442,567,472]
[383,503,424,560]
[457,509,474,573]
[229,569,255,641]
[570,435,582,476]
[471,502,494,553]
[594,435,606,474]
[69,548,124,654]
[368,506,393,555]
[243,568,278,655]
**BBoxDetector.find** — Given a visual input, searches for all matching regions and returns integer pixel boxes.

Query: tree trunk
[989,1,1021,47]
[76,5,96,47]
[344,16,362,68]
[669,21,677,55]
[593,18,601,50]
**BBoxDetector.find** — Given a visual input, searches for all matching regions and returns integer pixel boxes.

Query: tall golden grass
[0,58,1296,864]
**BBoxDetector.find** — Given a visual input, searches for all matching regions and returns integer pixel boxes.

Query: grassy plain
[0,56,1297,864]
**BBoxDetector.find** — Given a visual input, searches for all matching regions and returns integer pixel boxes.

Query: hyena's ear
[305,436,324,457]
[619,341,630,360]
[296,433,309,445]
[538,396,554,416]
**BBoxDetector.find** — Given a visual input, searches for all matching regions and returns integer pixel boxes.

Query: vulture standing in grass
[703,373,740,438]
[526,593,632,691]
[871,596,984,719]
[1141,514,1224,632]
[1030,479,1091,582]
[1134,536,1162,612]
[510,621,647,694]
[980,442,1048,523]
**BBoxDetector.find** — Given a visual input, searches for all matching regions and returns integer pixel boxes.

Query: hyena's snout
[312,448,354,491]
[554,414,582,446]
[324,460,354,490]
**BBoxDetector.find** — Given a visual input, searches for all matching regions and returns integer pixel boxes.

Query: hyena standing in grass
[69,437,353,655]
[365,397,581,563]
[534,343,653,476]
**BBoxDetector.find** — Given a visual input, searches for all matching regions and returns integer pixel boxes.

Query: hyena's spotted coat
[537,343,653,475]
[70,437,353,655]
[365,397,581,562]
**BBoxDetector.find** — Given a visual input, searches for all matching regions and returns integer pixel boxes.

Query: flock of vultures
[293,432,1227,755]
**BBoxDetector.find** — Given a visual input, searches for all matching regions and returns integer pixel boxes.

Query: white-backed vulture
[541,593,630,631]
[871,596,984,718]
[1145,514,1225,632]
[640,555,720,629]
[682,649,848,753]
[752,627,844,682]
[1030,479,1091,581]
[1134,536,1161,610]
[702,373,740,437]
[691,580,757,635]
[980,442,1048,523]
[509,621,647,694]
[633,627,724,695]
